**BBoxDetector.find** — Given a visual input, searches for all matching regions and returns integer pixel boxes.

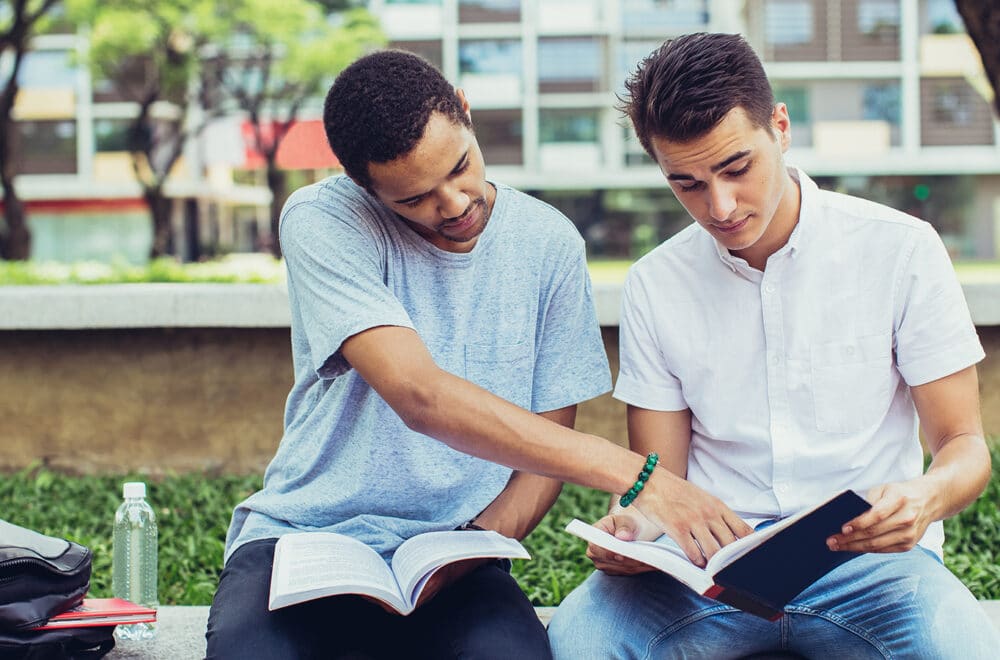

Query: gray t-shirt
[225,176,611,562]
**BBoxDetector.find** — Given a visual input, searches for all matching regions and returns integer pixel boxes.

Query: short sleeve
[280,189,414,379]
[613,270,688,411]
[893,224,984,386]
[529,240,611,412]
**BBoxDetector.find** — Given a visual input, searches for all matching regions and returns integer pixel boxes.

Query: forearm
[399,367,644,496]
[920,433,991,521]
[472,407,576,539]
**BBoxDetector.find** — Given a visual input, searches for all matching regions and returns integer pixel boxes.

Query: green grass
[2,256,998,286]
[1,445,998,606]
[0,255,285,285]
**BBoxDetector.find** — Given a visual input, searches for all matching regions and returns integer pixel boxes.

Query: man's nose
[708,182,738,222]
[439,186,470,219]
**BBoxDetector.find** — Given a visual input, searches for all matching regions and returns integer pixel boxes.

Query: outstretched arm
[341,324,740,565]
[828,365,990,553]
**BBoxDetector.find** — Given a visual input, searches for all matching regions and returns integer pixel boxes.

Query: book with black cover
[566,489,871,620]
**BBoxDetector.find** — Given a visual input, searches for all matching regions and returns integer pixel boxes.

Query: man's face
[650,105,797,267]
[366,103,494,254]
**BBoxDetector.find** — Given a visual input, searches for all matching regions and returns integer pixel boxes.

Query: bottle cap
[123,482,146,499]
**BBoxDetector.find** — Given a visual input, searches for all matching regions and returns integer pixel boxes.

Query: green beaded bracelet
[619,452,659,508]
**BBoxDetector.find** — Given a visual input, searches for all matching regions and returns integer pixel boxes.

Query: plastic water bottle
[112,481,158,641]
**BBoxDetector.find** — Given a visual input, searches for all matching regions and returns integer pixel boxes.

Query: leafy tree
[954,1,1000,116]
[0,0,61,261]
[67,0,224,258]
[203,1,383,257]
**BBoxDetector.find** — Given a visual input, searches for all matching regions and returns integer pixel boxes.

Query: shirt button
[764,284,776,294]
[771,354,781,365]
[777,484,789,493]
[845,346,855,357]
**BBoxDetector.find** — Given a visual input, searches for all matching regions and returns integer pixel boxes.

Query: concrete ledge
[107,602,1000,659]
[2,279,999,330]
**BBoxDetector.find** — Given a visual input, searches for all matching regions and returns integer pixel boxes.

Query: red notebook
[32,598,157,630]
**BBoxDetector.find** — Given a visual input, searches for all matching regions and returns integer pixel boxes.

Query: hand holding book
[567,490,872,620]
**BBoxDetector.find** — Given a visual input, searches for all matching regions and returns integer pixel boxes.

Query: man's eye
[402,198,423,207]
[677,181,704,192]
[728,162,752,177]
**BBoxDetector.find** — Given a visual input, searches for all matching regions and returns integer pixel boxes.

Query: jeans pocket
[465,342,533,410]
[810,334,892,434]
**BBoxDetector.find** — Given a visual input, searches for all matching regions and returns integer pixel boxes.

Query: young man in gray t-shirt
[205,50,750,659]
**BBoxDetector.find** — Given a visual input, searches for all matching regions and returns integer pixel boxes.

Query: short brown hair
[622,33,775,156]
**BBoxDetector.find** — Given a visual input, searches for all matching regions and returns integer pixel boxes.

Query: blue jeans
[548,547,999,659]
[207,538,552,659]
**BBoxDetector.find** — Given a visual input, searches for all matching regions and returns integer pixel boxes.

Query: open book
[32,598,157,630]
[268,529,529,615]
[566,489,871,620]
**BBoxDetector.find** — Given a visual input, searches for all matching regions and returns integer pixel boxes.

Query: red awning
[242,120,340,170]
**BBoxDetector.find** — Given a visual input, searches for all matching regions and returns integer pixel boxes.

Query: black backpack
[0,520,114,659]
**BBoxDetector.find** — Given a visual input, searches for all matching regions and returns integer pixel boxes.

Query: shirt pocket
[465,342,534,410]
[810,334,893,434]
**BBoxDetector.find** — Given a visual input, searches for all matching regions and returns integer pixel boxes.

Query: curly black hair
[622,33,775,156]
[323,50,471,192]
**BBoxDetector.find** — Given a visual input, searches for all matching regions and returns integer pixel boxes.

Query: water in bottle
[112,481,158,641]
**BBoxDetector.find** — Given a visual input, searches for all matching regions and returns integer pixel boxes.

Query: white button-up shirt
[614,169,984,556]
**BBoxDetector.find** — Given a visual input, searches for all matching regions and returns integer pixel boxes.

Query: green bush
[0,256,284,285]
[1,445,998,606]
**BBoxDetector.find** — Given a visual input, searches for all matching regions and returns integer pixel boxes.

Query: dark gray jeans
[205,538,552,659]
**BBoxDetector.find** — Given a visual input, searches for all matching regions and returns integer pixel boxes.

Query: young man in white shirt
[549,32,999,659]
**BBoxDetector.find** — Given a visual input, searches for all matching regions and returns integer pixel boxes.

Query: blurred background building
[7,0,999,262]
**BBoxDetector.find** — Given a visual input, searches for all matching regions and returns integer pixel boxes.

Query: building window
[14,120,77,174]
[459,39,521,75]
[930,83,975,124]
[857,0,900,41]
[389,40,443,71]
[16,49,76,88]
[862,83,901,125]
[764,0,813,46]
[459,0,520,23]
[472,109,522,165]
[620,0,708,34]
[540,109,598,143]
[538,38,604,94]
[775,86,809,124]
[923,0,964,34]
[94,119,133,152]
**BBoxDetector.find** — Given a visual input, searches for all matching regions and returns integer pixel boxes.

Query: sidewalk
[109,602,1000,659]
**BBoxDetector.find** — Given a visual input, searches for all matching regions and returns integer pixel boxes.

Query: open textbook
[566,489,871,620]
[268,529,529,615]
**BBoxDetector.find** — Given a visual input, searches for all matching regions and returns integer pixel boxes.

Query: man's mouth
[713,215,750,234]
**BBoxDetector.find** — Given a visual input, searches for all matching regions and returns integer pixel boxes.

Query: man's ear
[771,103,792,151]
[456,88,472,120]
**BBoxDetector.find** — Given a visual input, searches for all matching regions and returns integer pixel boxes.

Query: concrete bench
[107,602,1000,659]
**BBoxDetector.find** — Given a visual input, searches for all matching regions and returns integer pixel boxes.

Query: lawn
[2,444,998,606]
[3,256,998,286]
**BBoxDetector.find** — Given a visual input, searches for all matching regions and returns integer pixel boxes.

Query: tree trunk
[0,180,30,260]
[955,0,1000,116]
[266,162,287,259]
[0,48,29,260]
[146,188,174,259]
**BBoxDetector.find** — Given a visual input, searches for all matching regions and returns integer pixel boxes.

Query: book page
[564,519,714,593]
[268,532,406,612]
[391,530,530,606]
